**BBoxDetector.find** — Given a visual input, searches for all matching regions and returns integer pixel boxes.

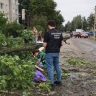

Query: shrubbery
[1,22,24,37]
[0,12,52,95]
[0,55,36,90]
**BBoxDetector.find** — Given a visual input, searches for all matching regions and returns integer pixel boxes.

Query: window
[15,9,18,14]
[0,3,4,9]
[13,0,15,4]
[16,18,19,23]
[13,17,14,20]
[15,0,17,5]
[13,8,15,13]
[6,5,8,11]
[15,0,19,5]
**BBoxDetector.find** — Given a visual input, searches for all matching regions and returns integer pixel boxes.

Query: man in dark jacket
[43,20,64,86]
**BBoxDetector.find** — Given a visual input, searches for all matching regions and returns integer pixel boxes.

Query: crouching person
[32,50,46,82]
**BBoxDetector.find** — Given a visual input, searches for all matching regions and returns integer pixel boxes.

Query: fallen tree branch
[0,44,42,54]
[63,35,70,44]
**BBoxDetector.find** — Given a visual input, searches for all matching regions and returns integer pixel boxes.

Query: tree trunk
[0,44,42,54]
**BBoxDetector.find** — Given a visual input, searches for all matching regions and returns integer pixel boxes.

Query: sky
[54,0,96,25]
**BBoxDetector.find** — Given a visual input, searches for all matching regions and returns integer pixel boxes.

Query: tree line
[64,14,94,32]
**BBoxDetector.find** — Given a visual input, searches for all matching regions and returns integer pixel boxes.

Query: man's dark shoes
[54,81,62,85]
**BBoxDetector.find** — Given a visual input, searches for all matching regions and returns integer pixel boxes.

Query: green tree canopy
[29,0,57,18]
[2,22,24,37]
[0,12,8,29]
[65,15,82,31]
[31,15,47,32]
[64,21,72,32]
[82,17,87,31]
[87,13,94,30]
[72,15,82,30]
[64,12,96,32]
[19,0,64,30]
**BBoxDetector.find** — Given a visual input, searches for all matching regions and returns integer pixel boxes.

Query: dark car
[87,32,94,36]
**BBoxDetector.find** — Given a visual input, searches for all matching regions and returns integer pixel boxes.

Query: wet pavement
[54,38,96,96]
[72,38,96,61]
[32,37,96,96]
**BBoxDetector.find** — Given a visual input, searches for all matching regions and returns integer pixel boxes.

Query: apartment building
[0,0,19,23]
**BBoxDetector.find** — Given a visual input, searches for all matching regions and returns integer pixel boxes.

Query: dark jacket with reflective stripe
[44,28,63,53]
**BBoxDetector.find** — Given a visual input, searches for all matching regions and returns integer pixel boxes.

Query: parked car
[73,32,81,38]
[81,32,88,38]
[87,32,94,36]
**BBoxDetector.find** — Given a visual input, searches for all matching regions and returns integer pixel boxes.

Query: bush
[2,22,24,37]
[0,55,36,90]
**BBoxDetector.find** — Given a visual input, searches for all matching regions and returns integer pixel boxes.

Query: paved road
[71,38,96,61]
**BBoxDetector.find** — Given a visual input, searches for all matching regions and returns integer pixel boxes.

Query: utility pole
[94,6,96,41]
[26,10,30,27]
[82,17,84,31]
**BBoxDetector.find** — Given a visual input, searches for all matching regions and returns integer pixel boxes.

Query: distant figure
[31,26,38,42]
[37,31,43,42]
[70,30,73,38]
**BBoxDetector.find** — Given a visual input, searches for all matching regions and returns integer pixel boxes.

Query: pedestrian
[43,20,64,87]
[32,49,46,82]
[37,31,43,42]
[32,49,46,69]
[70,30,73,38]
[31,26,38,42]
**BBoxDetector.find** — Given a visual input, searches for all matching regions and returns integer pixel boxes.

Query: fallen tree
[0,35,70,55]
[0,44,42,55]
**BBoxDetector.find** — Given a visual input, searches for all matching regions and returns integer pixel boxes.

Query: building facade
[0,0,19,23]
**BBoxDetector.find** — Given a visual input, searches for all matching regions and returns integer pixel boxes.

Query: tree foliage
[64,14,93,32]
[82,17,87,31]
[31,15,47,32]
[0,54,35,89]
[19,0,31,12]
[72,15,82,29]
[87,13,94,30]
[64,21,72,31]
[0,12,8,29]
[19,0,64,30]
[29,0,57,18]
[64,15,82,31]
[2,22,24,37]
[29,0,64,27]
